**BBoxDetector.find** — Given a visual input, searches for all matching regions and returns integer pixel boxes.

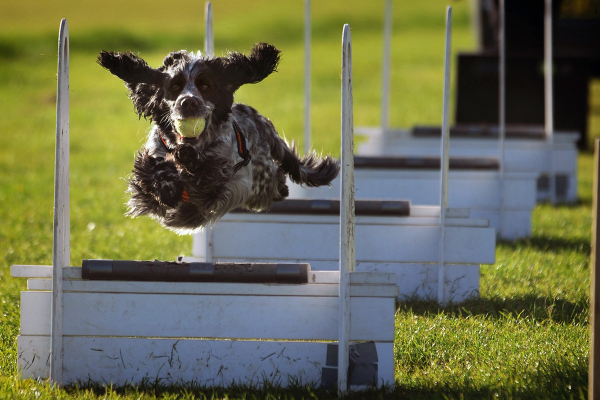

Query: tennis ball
[174,118,206,138]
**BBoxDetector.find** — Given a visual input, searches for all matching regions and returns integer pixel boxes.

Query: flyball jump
[12,20,397,393]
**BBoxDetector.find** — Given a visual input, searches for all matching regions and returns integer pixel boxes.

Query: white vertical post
[338,23,355,394]
[304,0,311,154]
[498,0,506,238]
[472,0,483,51]
[438,7,452,305]
[201,2,215,261]
[544,0,556,204]
[51,18,70,386]
[381,0,392,134]
[204,2,214,57]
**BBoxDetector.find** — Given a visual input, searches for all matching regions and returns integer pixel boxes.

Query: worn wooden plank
[11,265,54,278]
[20,291,395,341]
[218,212,488,227]
[26,279,399,298]
[13,266,341,282]
[339,23,355,393]
[17,335,395,388]
[51,18,70,386]
[17,267,394,286]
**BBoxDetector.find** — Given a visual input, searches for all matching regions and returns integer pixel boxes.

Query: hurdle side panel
[469,209,532,240]
[17,336,395,388]
[502,173,538,208]
[20,291,395,341]
[25,279,399,298]
[17,335,50,380]
[357,263,480,302]
[289,171,537,210]
[212,223,495,264]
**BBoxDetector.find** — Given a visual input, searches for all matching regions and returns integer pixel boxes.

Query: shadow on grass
[497,234,591,255]
[64,365,588,400]
[398,293,589,326]
[391,360,588,399]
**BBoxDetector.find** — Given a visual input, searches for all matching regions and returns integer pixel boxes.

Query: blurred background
[0,0,598,264]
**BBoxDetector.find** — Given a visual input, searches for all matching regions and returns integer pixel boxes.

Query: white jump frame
[544,0,556,205]
[304,0,311,154]
[51,18,69,385]
[14,18,395,394]
[438,6,452,305]
[204,2,214,58]
[498,0,506,238]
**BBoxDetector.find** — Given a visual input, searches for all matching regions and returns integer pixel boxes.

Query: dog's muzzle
[172,96,210,139]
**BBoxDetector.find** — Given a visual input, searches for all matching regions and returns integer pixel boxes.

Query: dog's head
[98,43,281,142]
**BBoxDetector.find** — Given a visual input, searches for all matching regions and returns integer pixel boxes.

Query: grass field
[0,0,597,399]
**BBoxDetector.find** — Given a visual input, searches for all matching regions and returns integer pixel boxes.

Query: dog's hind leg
[275,168,289,200]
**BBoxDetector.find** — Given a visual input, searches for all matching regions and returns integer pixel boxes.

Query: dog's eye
[196,78,210,91]
[169,76,184,93]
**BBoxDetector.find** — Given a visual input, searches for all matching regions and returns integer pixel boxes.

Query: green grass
[0,0,596,398]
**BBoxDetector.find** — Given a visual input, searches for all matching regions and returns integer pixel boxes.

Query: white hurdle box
[11,263,398,387]
[191,199,496,302]
[287,156,537,241]
[12,20,396,392]
[357,125,578,205]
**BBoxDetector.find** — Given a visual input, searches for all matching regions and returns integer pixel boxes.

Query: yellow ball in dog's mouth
[174,118,206,138]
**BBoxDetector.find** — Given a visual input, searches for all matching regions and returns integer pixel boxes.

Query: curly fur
[98,43,339,234]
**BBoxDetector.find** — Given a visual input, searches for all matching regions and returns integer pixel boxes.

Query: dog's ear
[97,51,166,85]
[98,51,168,120]
[212,43,281,91]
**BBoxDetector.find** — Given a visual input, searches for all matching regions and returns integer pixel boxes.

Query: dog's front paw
[175,143,199,172]
[133,151,185,208]
[155,179,184,208]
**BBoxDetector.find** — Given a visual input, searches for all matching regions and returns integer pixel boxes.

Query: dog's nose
[180,97,199,112]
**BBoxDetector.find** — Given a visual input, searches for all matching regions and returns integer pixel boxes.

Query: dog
[97,43,339,234]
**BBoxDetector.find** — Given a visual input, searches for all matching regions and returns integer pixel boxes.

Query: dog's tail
[280,142,340,187]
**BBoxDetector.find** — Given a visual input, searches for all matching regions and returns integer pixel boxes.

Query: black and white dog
[98,43,339,234]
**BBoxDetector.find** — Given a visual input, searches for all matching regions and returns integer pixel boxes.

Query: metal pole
[338,23,355,394]
[304,0,311,154]
[51,18,70,386]
[204,2,214,57]
[438,6,452,305]
[590,139,600,399]
[498,0,506,238]
[381,0,392,134]
[545,0,556,204]
[202,2,215,259]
